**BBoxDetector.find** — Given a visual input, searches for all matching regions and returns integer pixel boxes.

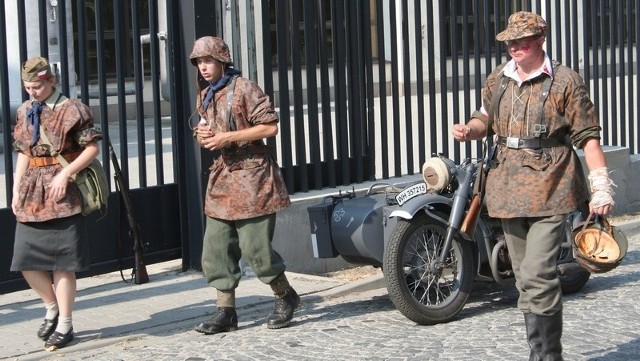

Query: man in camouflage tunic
[190,36,299,333]
[452,11,615,361]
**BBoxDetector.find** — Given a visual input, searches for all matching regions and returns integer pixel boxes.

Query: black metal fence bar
[275,0,293,191]
[375,0,389,180]
[302,0,322,190]
[131,0,147,187]
[1,0,638,216]
[401,0,414,174]
[0,3,12,201]
[148,0,165,184]
[290,0,308,192]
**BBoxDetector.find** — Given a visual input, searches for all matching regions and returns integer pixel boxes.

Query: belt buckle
[506,137,520,149]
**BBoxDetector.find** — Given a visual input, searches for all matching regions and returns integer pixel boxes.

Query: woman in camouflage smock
[11,57,103,351]
[452,12,615,361]
[189,36,299,334]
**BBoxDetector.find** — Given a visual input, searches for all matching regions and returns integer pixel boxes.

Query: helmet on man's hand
[572,214,628,273]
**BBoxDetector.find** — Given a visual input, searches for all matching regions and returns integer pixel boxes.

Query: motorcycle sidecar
[307,192,393,267]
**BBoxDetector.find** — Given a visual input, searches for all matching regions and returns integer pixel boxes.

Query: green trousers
[502,214,566,316]
[201,213,286,291]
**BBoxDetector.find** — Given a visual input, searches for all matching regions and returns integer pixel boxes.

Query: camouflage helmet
[21,56,54,82]
[189,36,233,66]
[496,11,547,42]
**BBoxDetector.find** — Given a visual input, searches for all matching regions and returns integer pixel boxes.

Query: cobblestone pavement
[2,218,639,361]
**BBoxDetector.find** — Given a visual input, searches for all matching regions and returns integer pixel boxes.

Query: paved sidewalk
[0,261,385,361]
[1,214,637,361]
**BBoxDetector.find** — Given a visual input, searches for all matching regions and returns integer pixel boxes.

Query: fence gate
[0,0,190,293]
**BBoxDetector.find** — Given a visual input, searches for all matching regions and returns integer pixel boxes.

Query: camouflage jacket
[197,76,290,220]
[479,58,600,218]
[13,91,103,222]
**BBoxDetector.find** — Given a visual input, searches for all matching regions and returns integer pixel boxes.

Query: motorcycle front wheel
[383,212,473,325]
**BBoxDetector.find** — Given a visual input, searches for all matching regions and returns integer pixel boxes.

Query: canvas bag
[39,127,109,216]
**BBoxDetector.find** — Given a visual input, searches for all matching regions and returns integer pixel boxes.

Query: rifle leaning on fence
[108,141,150,284]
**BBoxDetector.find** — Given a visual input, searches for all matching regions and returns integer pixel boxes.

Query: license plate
[395,183,427,206]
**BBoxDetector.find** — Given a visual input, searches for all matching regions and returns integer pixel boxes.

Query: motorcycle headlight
[422,157,453,192]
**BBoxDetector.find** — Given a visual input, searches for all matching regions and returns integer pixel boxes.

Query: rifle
[108,141,150,284]
[460,141,496,236]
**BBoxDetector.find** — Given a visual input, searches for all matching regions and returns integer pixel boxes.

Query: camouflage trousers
[502,214,567,316]
[201,213,286,291]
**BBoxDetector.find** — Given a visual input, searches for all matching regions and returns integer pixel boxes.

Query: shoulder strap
[226,76,238,131]
[487,61,559,138]
[38,125,71,168]
[486,76,510,137]
[531,75,553,137]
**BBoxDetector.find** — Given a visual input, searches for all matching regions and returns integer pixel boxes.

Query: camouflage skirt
[11,214,90,272]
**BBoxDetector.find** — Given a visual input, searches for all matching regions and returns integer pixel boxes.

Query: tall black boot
[539,311,563,360]
[525,311,563,361]
[524,313,543,360]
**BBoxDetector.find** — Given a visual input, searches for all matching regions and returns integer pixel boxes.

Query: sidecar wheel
[383,212,473,325]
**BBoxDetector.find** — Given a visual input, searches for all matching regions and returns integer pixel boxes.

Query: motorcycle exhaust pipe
[490,240,516,286]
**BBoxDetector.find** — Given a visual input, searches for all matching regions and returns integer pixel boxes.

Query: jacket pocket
[519,148,552,171]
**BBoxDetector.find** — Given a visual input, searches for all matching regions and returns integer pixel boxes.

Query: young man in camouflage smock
[190,36,299,334]
[452,12,615,361]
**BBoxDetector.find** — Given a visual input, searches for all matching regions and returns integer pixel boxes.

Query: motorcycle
[307,151,591,325]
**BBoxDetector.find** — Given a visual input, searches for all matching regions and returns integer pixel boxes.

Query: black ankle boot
[266,287,300,329]
[194,307,238,334]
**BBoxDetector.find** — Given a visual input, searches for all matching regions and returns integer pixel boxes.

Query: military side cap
[189,36,233,66]
[496,11,547,42]
[21,56,53,81]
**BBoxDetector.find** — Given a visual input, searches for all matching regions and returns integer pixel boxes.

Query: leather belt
[29,150,83,167]
[220,144,272,157]
[496,136,566,150]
